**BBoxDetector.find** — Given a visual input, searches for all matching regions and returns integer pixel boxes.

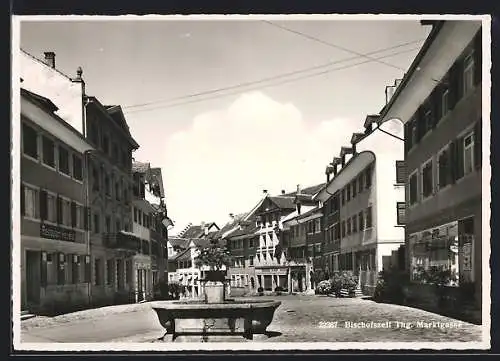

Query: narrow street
[21,295,481,343]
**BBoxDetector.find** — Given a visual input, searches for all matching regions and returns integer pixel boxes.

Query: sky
[19,17,431,231]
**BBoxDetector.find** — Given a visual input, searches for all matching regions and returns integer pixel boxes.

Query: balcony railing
[103,231,143,254]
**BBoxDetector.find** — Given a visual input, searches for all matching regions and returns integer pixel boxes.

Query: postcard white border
[11,13,491,352]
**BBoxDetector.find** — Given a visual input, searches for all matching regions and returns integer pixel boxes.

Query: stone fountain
[151,270,281,342]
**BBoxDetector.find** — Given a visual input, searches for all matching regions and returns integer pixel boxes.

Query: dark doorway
[250,277,255,289]
[26,250,41,305]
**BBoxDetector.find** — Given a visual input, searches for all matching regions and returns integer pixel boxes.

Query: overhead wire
[123,45,421,115]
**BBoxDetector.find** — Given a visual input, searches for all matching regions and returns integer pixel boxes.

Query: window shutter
[83,206,89,230]
[474,30,482,85]
[39,190,48,221]
[40,251,48,287]
[449,62,461,110]
[432,87,442,128]
[416,107,425,142]
[56,196,62,224]
[456,137,465,179]
[449,141,457,183]
[475,119,482,169]
[21,184,25,216]
[71,201,77,228]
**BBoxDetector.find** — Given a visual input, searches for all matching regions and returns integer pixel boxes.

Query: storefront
[408,220,474,286]
[255,266,289,291]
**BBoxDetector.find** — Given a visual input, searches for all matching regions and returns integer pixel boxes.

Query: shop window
[94,258,103,285]
[22,123,38,159]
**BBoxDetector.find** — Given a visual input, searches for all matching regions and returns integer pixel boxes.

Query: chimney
[263,189,268,196]
[297,203,302,215]
[44,52,55,69]
[204,226,209,236]
[229,213,234,219]
[297,184,301,195]
[326,170,330,183]
[281,190,286,195]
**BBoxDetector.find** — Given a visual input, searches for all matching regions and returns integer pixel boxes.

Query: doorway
[26,250,41,306]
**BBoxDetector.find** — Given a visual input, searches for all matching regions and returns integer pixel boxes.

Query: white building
[314,115,406,294]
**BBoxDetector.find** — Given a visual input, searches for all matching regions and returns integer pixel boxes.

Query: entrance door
[26,250,41,305]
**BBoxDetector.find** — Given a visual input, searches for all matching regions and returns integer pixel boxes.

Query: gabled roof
[168,237,190,249]
[268,196,296,210]
[150,167,165,198]
[283,183,326,197]
[21,88,59,113]
[86,96,140,149]
[182,225,204,239]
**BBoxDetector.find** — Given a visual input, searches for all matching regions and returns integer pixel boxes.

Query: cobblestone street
[21,294,483,343]
[259,294,482,342]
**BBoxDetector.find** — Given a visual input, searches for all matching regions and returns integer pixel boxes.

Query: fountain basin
[151,299,281,342]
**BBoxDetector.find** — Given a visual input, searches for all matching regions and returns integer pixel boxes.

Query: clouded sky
[20,17,430,230]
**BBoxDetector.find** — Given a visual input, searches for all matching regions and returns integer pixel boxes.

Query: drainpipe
[84,149,93,307]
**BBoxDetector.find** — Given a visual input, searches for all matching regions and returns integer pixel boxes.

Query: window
[138,210,142,225]
[352,181,357,198]
[409,171,418,205]
[346,186,351,202]
[72,255,80,284]
[352,215,357,233]
[58,147,70,175]
[438,146,450,189]
[421,159,434,199]
[61,199,71,226]
[22,123,38,158]
[396,202,406,225]
[84,255,91,283]
[463,133,475,176]
[46,193,56,222]
[341,221,346,238]
[42,136,55,167]
[358,211,364,231]
[94,259,103,285]
[75,205,83,229]
[424,108,433,135]
[106,216,111,233]
[92,165,100,191]
[103,134,110,155]
[115,181,120,200]
[366,206,373,228]
[358,174,364,193]
[72,155,83,180]
[116,220,121,232]
[410,119,418,148]
[106,259,114,285]
[23,185,39,218]
[341,189,346,205]
[315,218,321,233]
[463,52,475,95]
[395,161,406,184]
[442,88,449,118]
[365,166,372,188]
[93,212,100,233]
[104,175,110,196]
[134,208,138,222]
[346,219,351,235]
[57,253,66,285]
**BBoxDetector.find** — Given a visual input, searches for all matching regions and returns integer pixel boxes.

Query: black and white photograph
[11,14,491,351]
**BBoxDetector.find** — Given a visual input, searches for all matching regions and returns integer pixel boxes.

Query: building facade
[379,21,483,310]
[314,115,406,295]
[20,88,94,312]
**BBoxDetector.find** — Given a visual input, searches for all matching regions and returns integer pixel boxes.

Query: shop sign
[40,223,76,242]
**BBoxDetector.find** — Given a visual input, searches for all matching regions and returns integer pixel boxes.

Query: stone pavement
[258,294,482,342]
[19,294,483,344]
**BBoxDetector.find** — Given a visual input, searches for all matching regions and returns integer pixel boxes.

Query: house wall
[20,51,84,135]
